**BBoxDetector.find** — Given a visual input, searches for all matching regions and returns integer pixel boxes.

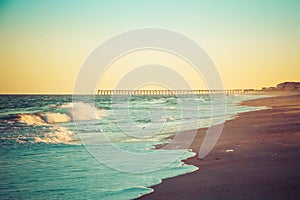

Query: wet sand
[139,94,300,200]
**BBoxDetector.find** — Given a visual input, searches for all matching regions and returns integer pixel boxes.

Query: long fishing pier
[97,89,264,96]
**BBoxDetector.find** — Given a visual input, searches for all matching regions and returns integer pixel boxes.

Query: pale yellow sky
[0,0,299,94]
[98,50,208,90]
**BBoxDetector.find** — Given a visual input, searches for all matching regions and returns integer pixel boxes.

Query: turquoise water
[0,95,264,199]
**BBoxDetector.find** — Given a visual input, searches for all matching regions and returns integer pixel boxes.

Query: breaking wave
[18,113,71,125]
[17,102,108,126]
[13,102,108,144]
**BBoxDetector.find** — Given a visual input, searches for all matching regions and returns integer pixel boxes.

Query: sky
[0,0,299,94]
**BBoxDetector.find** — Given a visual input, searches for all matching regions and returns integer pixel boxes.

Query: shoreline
[138,94,300,199]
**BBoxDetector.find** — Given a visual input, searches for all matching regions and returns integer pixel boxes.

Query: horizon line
[0,89,267,95]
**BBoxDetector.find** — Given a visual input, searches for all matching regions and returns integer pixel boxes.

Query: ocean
[0,94,265,199]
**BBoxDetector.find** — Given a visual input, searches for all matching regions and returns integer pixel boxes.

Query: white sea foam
[156,115,176,122]
[18,113,71,125]
[17,102,108,125]
[42,113,71,123]
[121,138,160,143]
[12,126,78,145]
[18,114,47,125]
[33,126,77,144]
[61,102,108,121]
[166,106,176,110]
[16,102,108,144]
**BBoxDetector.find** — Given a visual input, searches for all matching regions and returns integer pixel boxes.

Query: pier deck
[97,89,264,96]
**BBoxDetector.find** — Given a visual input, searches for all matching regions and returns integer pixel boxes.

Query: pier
[97,89,264,96]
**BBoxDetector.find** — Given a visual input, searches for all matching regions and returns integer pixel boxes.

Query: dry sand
[138,94,300,200]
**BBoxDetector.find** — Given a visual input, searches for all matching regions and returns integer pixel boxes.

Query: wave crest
[18,113,46,125]
[17,102,108,125]
[14,102,107,145]
[18,113,71,125]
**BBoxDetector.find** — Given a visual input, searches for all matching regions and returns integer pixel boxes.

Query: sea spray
[60,102,108,121]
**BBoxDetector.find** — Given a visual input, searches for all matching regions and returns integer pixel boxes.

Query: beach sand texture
[139,94,300,200]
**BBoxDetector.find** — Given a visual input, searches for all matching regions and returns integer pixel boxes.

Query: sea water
[0,94,265,199]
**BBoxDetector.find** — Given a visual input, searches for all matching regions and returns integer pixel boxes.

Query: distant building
[261,87,276,91]
[276,82,300,91]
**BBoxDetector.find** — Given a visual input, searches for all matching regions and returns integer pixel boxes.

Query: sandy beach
[139,94,300,200]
